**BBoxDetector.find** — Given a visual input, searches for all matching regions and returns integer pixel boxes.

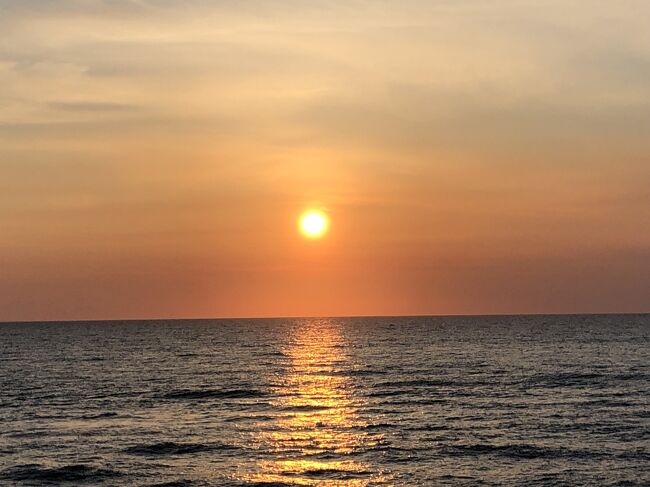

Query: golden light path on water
[243,320,387,486]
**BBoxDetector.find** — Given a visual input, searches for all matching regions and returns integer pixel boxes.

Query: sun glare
[299,210,329,239]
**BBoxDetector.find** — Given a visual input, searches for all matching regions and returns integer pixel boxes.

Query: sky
[1,0,649,321]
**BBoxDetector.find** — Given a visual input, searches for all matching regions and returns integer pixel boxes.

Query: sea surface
[1,315,649,486]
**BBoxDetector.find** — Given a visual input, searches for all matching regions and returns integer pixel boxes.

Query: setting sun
[299,210,329,239]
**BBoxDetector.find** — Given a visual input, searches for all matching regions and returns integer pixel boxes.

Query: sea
[1,314,648,486]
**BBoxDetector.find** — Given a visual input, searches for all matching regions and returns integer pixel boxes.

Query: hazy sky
[1,0,649,321]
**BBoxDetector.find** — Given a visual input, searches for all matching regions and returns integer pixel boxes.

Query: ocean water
[1,315,649,486]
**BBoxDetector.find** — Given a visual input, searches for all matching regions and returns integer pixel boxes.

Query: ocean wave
[258,351,288,357]
[373,379,458,388]
[354,422,395,430]
[365,444,430,454]
[576,399,638,408]
[524,372,606,388]
[605,482,649,487]
[279,404,333,412]
[224,414,274,423]
[294,468,372,480]
[125,441,238,456]
[378,398,447,406]
[146,482,196,487]
[5,429,49,438]
[366,389,407,398]
[162,388,266,400]
[0,464,122,482]
[440,443,600,459]
[611,372,649,381]
[616,448,650,461]
[229,482,295,486]
[405,424,447,431]
[80,411,119,420]
[319,368,387,377]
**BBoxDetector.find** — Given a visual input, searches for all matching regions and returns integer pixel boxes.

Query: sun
[299,209,329,239]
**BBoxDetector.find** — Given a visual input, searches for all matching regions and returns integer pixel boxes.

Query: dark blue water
[1,315,649,486]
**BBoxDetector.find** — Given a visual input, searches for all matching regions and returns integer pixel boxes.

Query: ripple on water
[0,464,123,482]
[1,315,648,485]
[161,388,267,400]
[125,441,239,456]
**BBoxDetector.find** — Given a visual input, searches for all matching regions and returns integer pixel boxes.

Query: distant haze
[1,1,649,321]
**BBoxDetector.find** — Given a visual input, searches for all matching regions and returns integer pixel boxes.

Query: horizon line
[1,310,648,325]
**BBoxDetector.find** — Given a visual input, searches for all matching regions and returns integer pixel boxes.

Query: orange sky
[1,1,649,321]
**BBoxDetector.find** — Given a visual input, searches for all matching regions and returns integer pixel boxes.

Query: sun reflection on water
[243,319,385,486]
